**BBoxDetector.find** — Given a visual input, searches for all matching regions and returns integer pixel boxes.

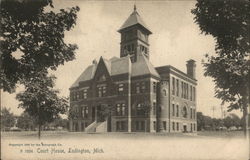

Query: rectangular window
[136,104,144,116]
[187,84,189,99]
[191,123,193,132]
[172,77,175,95]
[176,79,179,96]
[76,92,80,100]
[98,86,106,97]
[136,121,139,130]
[153,102,156,115]
[190,108,193,119]
[141,121,145,130]
[172,104,175,116]
[121,121,125,130]
[181,82,184,98]
[193,109,196,119]
[103,86,106,96]
[153,121,156,130]
[136,83,140,93]
[193,87,196,101]
[141,82,146,92]
[98,87,102,97]
[116,104,121,116]
[82,106,88,118]
[136,121,145,131]
[172,122,175,131]
[194,124,196,131]
[83,89,87,99]
[121,104,126,116]
[177,122,179,131]
[163,121,166,130]
[190,86,192,101]
[176,105,179,117]
[153,82,157,93]
[185,83,188,99]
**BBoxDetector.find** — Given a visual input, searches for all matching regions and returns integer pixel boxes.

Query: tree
[223,116,233,129]
[197,112,205,131]
[228,113,241,129]
[0,107,15,131]
[17,112,35,131]
[0,0,79,93]
[192,0,250,136]
[16,70,69,138]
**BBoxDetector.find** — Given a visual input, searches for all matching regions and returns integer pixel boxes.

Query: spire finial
[134,4,137,12]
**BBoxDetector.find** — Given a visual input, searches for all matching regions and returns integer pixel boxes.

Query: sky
[1,0,242,118]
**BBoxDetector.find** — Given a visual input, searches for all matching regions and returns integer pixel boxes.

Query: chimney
[92,59,97,65]
[186,59,196,79]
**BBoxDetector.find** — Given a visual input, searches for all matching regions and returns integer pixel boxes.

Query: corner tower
[118,5,152,62]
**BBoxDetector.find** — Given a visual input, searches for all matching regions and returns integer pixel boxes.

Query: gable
[93,57,112,83]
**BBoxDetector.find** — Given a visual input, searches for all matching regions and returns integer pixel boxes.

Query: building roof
[70,64,97,88]
[156,65,197,82]
[118,6,152,34]
[70,53,160,88]
[111,56,131,75]
[131,52,160,78]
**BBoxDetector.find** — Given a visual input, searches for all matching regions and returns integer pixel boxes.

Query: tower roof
[118,5,152,34]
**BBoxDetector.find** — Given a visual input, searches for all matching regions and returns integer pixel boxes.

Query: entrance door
[183,125,187,133]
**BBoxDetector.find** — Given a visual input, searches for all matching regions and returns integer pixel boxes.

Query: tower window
[153,102,156,115]
[153,82,157,93]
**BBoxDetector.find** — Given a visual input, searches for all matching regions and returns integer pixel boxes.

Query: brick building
[69,6,197,133]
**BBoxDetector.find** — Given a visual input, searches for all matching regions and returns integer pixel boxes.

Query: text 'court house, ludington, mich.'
[69,6,197,133]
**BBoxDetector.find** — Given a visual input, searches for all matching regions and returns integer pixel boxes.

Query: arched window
[163,89,167,96]
[183,106,187,118]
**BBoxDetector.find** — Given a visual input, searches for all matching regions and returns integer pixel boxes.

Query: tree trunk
[242,88,249,139]
[243,106,247,136]
[38,123,41,139]
[37,101,41,139]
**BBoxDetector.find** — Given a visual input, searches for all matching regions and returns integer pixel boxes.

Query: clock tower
[118,5,152,62]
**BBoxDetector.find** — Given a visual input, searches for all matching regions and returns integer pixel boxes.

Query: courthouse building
[69,6,197,133]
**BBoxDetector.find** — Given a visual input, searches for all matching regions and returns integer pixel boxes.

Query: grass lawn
[1,130,245,139]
